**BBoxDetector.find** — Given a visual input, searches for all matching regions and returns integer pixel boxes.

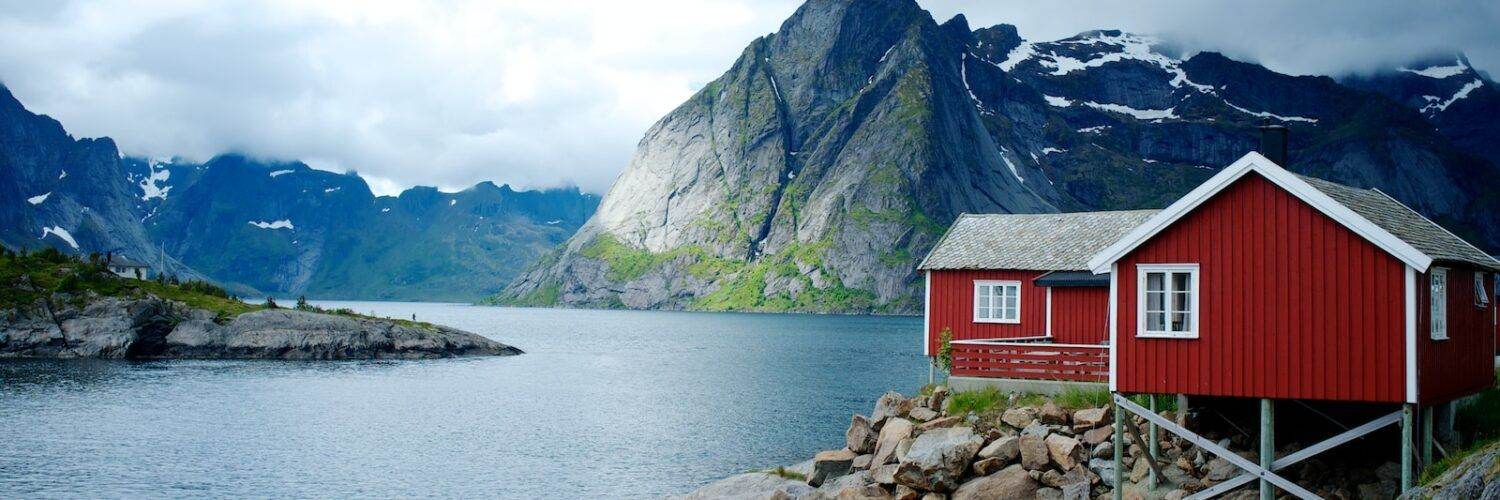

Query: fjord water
[0,303,925,498]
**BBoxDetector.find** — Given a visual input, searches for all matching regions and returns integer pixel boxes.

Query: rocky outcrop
[1400,441,1500,500]
[0,296,520,360]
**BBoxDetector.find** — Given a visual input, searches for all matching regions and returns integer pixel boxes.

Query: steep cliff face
[500,0,1500,313]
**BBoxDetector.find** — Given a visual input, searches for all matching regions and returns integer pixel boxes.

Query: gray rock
[1204,457,1239,482]
[873,392,915,425]
[872,419,915,466]
[970,457,1005,476]
[848,415,878,454]
[977,436,1020,462]
[1046,434,1086,471]
[1,297,520,360]
[1038,402,1068,425]
[894,427,984,492]
[908,407,938,422]
[1073,407,1111,430]
[1020,433,1050,470]
[927,387,949,413]
[952,465,1039,500]
[1089,458,1118,488]
[1002,407,1038,429]
[670,464,816,500]
[810,449,858,487]
[871,464,899,485]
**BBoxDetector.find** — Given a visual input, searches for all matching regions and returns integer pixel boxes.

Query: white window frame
[1136,264,1200,339]
[1430,267,1448,340]
[1476,272,1490,309]
[973,280,1021,324]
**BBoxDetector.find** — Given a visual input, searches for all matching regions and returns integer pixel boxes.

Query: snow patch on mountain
[1043,95,1072,107]
[324,187,341,193]
[139,160,171,201]
[1401,58,1470,79]
[1083,102,1177,121]
[248,220,294,230]
[28,192,50,205]
[40,226,78,249]
[1421,79,1485,114]
[1222,100,1319,124]
[269,169,294,178]
[58,170,66,179]
[998,42,1034,71]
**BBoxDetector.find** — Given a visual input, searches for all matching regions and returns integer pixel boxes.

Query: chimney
[1258,120,1289,166]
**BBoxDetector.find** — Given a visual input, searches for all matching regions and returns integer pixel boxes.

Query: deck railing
[950,339,1109,382]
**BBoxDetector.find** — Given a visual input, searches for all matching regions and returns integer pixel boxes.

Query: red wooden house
[918,210,1156,388]
[1086,149,1498,497]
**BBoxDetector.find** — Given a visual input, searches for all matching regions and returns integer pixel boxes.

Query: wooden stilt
[1176,394,1189,427]
[1402,404,1415,492]
[1260,399,1275,500]
[1149,395,1159,491]
[1422,405,1434,467]
[1114,394,1125,500]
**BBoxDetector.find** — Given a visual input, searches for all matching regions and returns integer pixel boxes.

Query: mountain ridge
[496,0,1500,314]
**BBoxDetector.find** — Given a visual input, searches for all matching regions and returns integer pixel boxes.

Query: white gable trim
[1087,152,1434,274]
[1404,266,1418,403]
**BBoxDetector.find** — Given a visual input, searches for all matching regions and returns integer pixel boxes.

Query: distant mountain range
[0,84,598,301]
[496,0,1500,314]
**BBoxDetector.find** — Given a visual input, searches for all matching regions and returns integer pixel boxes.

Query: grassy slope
[0,247,436,330]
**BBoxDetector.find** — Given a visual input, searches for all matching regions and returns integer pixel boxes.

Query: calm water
[0,303,926,499]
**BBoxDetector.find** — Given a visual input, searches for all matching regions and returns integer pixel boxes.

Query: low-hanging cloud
[0,0,1494,195]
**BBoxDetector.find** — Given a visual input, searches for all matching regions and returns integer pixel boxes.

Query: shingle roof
[1296,174,1500,271]
[919,210,1159,271]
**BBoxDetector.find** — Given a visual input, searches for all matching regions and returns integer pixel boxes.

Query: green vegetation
[1057,387,1112,409]
[761,466,807,481]
[1419,369,1500,484]
[946,387,1007,415]
[691,239,879,313]
[935,328,953,376]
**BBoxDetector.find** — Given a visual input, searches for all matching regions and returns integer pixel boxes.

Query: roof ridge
[1369,188,1500,269]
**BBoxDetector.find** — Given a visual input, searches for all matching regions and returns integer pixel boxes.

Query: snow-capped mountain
[500,0,1500,313]
[1341,54,1500,169]
[0,83,599,301]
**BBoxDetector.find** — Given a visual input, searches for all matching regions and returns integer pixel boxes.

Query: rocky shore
[676,388,1432,500]
[1,296,520,360]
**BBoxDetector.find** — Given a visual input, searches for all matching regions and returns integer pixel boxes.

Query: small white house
[107,255,151,279]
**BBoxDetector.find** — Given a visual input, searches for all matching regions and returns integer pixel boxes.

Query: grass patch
[762,466,806,481]
[1421,438,1500,485]
[947,387,1007,415]
[1455,369,1500,442]
[1056,387,1111,409]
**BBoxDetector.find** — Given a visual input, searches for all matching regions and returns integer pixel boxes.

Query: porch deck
[950,336,1109,383]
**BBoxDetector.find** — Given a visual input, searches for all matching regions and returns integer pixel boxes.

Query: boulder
[1046,434,1086,470]
[1128,455,1150,483]
[918,493,944,500]
[1082,426,1113,446]
[908,407,938,422]
[873,391,915,425]
[1163,490,1186,500]
[895,438,914,463]
[1036,487,1064,500]
[893,427,984,492]
[1060,481,1090,500]
[893,485,920,500]
[1089,458,1118,488]
[977,436,1020,462]
[848,415,878,453]
[1091,441,1113,459]
[916,416,962,431]
[872,419,915,465]
[1073,407,1111,430]
[668,460,816,500]
[871,464,899,485]
[1019,433,1051,470]
[809,449,858,487]
[852,454,873,470]
[927,387,949,412]
[1038,402,1069,425]
[827,483,891,500]
[1204,457,1239,482]
[971,457,1005,476]
[952,465,1038,500]
[813,470,875,498]
[1001,407,1037,429]
[1041,466,1094,489]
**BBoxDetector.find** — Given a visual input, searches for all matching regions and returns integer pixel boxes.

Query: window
[1430,268,1447,340]
[1138,264,1198,338]
[1477,272,1490,308]
[974,280,1020,323]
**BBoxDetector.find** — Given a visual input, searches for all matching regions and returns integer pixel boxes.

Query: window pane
[1005,295,1017,309]
[1171,312,1190,332]
[1146,273,1164,292]
[1173,292,1191,312]
[977,295,990,309]
[1172,272,1190,292]
[1146,312,1164,331]
[1146,290,1163,311]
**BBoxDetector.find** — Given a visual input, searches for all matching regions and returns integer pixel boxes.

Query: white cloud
[0,0,1493,196]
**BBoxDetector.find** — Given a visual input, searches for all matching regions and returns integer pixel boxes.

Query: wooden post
[1261,399,1275,500]
[1422,405,1434,467]
[1114,395,1125,500]
[1402,404,1415,492]
[1176,394,1189,427]
[1149,395,1159,491]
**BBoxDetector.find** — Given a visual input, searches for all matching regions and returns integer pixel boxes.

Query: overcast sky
[1,0,1494,195]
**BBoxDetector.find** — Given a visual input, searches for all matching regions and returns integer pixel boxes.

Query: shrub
[264,297,279,309]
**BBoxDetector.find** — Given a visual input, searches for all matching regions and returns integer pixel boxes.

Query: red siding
[1049,287,1110,344]
[927,269,1047,354]
[1417,267,1497,405]
[1114,173,1408,403]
